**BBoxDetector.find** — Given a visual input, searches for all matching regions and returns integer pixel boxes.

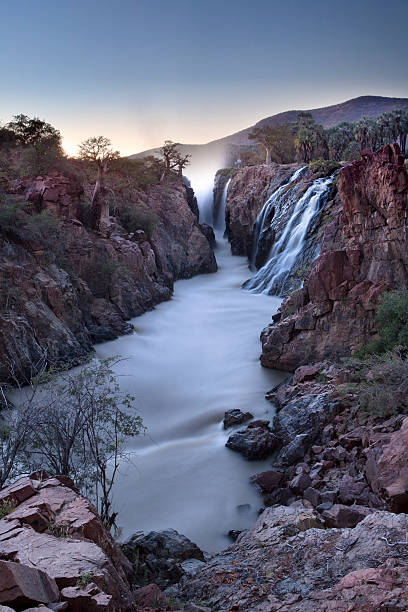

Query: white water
[250,166,307,269]
[214,177,231,231]
[245,175,333,295]
[95,233,285,553]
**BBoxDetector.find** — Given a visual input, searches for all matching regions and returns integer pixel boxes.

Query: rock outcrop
[261,144,408,370]
[0,474,135,610]
[179,506,408,611]
[0,173,216,382]
[225,163,298,256]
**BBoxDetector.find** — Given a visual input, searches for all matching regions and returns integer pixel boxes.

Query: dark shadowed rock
[225,421,277,460]
[0,560,59,607]
[122,528,205,589]
[223,408,253,429]
[322,503,372,528]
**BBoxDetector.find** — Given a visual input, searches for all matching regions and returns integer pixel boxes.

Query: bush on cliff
[356,289,408,357]
[118,203,158,240]
[309,159,341,176]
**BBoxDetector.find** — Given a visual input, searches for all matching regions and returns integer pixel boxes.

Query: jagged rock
[122,528,205,589]
[225,420,277,460]
[0,476,134,611]
[261,144,408,371]
[365,416,408,512]
[0,561,59,608]
[223,408,253,429]
[198,223,216,248]
[0,174,216,383]
[179,510,408,611]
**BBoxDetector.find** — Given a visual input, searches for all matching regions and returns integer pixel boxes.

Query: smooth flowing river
[95,232,285,553]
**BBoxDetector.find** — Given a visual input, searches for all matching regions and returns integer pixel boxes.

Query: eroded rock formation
[261,144,408,370]
[0,173,216,382]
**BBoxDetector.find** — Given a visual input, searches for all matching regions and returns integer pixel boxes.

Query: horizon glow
[1,0,407,157]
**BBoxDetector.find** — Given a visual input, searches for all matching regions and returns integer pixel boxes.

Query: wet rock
[227,529,242,542]
[198,223,216,248]
[122,528,205,589]
[223,408,253,429]
[0,560,59,608]
[225,420,277,460]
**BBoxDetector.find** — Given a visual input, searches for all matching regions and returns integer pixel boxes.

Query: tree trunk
[90,164,110,232]
[265,147,271,164]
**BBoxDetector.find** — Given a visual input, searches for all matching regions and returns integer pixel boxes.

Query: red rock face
[226,163,298,255]
[0,474,135,610]
[261,144,408,371]
[0,174,216,382]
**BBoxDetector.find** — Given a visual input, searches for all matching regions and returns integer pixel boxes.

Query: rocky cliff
[0,172,216,383]
[261,144,408,370]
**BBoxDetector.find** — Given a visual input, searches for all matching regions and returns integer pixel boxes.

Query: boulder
[250,469,284,494]
[0,560,59,607]
[132,583,165,608]
[225,421,277,460]
[122,528,205,589]
[223,408,253,429]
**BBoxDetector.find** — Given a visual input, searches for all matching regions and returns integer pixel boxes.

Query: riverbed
[95,232,285,552]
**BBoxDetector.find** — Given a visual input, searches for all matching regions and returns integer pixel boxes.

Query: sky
[1,0,407,156]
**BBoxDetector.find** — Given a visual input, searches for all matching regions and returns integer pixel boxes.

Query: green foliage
[0,200,28,236]
[309,159,340,176]
[355,289,408,357]
[76,572,94,589]
[0,498,17,518]
[7,114,61,147]
[118,203,158,239]
[249,123,296,164]
[17,141,63,177]
[343,141,360,161]
[338,353,408,421]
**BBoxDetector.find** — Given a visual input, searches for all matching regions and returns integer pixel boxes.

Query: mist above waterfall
[184,146,227,225]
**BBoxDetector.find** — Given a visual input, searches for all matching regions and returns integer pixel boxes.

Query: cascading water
[214,177,231,231]
[250,166,308,269]
[244,174,334,296]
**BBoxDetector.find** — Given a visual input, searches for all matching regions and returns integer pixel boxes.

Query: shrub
[0,200,28,236]
[118,204,158,240]
[83,253,120,298]
[338,353,408,421]
[309,159,340,176]
[356,289,408,357]
[343,141,360,161]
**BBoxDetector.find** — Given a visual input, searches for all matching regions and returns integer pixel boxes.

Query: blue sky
[1,0,407,155]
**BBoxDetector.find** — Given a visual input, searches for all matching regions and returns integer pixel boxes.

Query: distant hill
[131,96,408,164]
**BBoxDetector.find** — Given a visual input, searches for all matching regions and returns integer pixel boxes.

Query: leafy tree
[353,116,377,150]
[78,136,119,231]
[2,357,144,528]
[6,115,63,176]
[248,124,295,164]
[293,112,328,162]
[326,122,354,160]
[343,140,360,161]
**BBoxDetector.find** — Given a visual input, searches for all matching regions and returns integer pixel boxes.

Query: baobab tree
[159,140,190,180]
[78,136,119,231]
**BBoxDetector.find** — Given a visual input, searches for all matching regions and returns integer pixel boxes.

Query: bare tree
[159,140,190,180]
[78,136,119,231]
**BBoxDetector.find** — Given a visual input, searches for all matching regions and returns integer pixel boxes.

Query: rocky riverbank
[0,172,216,383]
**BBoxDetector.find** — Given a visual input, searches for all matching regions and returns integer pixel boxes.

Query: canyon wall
[0,173,216,382]
[261,144,408,370]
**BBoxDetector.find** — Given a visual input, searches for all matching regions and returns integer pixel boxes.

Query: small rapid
[244,174,334,295]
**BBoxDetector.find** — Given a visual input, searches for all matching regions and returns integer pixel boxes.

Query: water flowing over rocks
[261,144,408,370]
[0,173,216,382]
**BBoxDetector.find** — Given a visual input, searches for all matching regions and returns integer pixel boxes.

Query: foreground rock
[121,528,206,589]
[261,144,408,370]
[225,420,277,460]
[0,474,135,610]
[179,505,408,611]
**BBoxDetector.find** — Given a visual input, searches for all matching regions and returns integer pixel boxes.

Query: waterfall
[214,178,231,231]
[243,174,334,296]
[250,165,308,269]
